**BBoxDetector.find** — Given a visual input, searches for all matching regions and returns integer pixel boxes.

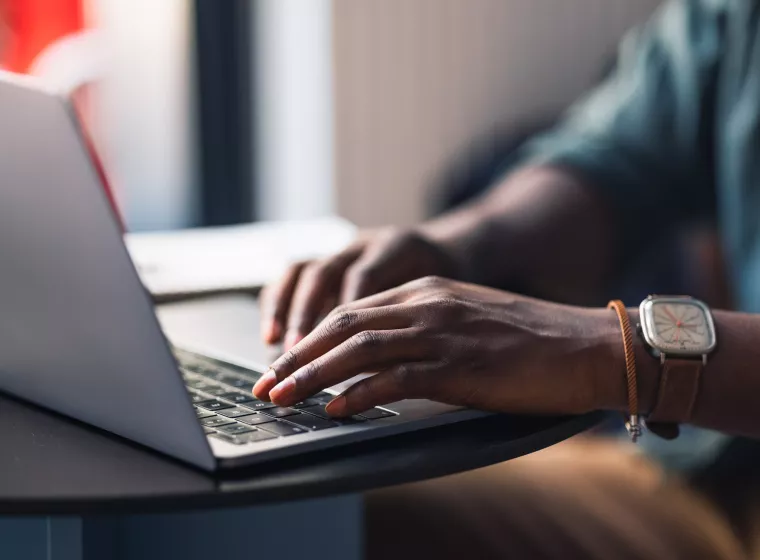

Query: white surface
[126,217,357,298]
[89,0,198,231]
[254,0,335,221]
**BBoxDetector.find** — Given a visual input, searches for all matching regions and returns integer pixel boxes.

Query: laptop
[0,72,487,471]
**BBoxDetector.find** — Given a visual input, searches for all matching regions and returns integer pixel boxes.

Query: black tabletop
[0,392,604,516]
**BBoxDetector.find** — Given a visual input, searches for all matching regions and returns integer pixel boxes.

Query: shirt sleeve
[521,0,726,249]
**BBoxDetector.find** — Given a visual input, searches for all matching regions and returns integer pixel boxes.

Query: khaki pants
[366,437,757,559]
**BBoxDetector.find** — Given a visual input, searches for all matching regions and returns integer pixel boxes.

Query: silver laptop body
[0,72,485,471]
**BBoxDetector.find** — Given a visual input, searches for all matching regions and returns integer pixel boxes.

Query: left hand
[252,276,625,417]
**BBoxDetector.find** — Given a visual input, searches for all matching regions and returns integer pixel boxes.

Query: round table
[0,392,604,516]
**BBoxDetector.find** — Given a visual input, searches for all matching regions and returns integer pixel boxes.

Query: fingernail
[262,320,281,344]
[284,330,303,350]
[253,369,277,398]
[270,376,296,403]
[325,395,347,417]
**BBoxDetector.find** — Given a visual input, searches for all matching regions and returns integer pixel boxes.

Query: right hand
[260,228,460,348]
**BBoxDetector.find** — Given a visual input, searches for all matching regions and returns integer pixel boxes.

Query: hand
[252,276,626,417]
[259,228,459,349]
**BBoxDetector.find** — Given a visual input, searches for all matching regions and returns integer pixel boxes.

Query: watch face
[641,298,716,355]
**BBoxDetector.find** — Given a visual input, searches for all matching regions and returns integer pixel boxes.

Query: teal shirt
[526,0,760,313]
[523,0,760,468]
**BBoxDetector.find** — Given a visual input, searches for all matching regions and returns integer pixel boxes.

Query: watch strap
[646,358,703,440]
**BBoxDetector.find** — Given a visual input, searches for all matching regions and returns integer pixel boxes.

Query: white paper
[125,217,357,299]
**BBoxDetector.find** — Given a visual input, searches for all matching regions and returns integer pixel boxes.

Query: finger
[325,362,441,417]
[259,263,305,344]
[252,305,413,400]
[330,278,425,314]
[284,248,361,349]
[268,329,430,406]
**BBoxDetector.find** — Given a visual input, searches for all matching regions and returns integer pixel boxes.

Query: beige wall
[333,0,663,227]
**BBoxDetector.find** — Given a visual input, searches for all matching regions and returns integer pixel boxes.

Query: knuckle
[415,275,446,290]
[437,294,463,311]
[327,303,350,319]
[278,350,299,374]
[329,311,359,334]
[432,294,466,319]
[350,330,382,351]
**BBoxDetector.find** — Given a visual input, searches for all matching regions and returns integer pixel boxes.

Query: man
[256,1,760,558]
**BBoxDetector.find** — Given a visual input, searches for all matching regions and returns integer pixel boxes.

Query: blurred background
[0,0,663,231]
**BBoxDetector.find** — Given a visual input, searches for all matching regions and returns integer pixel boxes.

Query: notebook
[125,217,357,300]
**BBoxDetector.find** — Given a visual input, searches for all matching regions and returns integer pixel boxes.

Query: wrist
[416,222,475,283]
[594,307,660,415]
[417,216,514,285]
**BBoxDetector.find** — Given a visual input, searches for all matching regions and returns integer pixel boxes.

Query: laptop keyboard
[173,348,397,446]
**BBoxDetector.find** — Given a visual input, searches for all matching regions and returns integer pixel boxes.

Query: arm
[421,0,724,305]
[419,165,616,305]
[625,308,760,439]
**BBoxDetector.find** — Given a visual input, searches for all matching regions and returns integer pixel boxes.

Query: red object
[0,0,124,230]
[0,0,86,73]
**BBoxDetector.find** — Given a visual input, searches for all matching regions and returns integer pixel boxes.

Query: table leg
[0,517,82,560]
[83,494,362,560]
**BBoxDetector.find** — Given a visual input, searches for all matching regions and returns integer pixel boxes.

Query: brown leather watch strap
[646,358,703,440]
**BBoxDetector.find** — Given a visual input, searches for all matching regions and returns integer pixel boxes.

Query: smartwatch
[638,295,717,439]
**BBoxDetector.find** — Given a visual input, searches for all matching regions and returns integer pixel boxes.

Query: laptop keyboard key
[196,400,234,412]
[190,393,208,404]
[241,429,278,443]
[336,415,368,425]
[232,368,263,382]
[196,368,227,381]
[359,408,396,420]
[200,415,236,428]
[224,378,255,392]
[259,421,310,437]
[219,392,256,404]
[240,401,277,411]
[285,415,339,431]
[201,386,230,397]
[300,405,331,419]
[203,427,216,434]
[312,392,335,404]
[217,423,256,435]
[195,407,215,419]
[209,433,247,445]
[216,407,255,418]
[292,398,322,409]
[237,413,277,426]
[262,407,300,418]
[186,379,218,391]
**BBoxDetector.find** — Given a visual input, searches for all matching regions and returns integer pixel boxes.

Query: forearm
[602,309,760,439]
[418,165,617,305]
